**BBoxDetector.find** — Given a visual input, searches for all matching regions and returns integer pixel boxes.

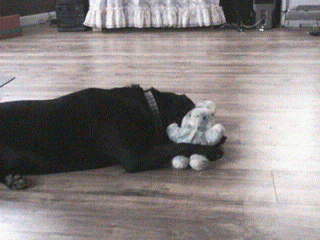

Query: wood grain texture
[0,24,320,239]
[243,203,320,240]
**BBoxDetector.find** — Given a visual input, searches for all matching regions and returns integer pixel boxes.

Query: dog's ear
[151,89,195,126]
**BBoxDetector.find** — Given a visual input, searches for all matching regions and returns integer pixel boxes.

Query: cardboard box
[0,14,22,39]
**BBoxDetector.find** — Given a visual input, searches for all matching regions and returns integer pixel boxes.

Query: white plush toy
[167,101,225,171]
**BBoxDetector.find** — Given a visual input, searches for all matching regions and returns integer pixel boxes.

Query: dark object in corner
[56,0,90,32]
[309,31,320,36]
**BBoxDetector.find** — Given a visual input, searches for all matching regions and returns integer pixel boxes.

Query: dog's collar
[144,88,164,142]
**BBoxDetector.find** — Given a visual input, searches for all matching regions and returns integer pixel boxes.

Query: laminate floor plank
[243,203,320,240]
[0,167,276,203]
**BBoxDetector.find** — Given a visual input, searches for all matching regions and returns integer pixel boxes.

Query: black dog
[0,86,225,189]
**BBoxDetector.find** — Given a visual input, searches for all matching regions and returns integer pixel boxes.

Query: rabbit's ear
[196,101,216,114]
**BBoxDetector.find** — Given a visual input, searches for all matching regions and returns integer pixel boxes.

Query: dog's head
[151,88,195,127]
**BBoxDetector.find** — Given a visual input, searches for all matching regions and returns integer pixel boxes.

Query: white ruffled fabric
[84,0,226,29]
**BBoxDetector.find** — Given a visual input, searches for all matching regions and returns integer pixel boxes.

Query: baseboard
[282,20,319,27]
[20,12,56,27]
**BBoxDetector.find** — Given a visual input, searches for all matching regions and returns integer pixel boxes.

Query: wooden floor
[0,24,320,239]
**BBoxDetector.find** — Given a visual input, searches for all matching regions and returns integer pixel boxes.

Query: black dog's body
[0,86,224,189]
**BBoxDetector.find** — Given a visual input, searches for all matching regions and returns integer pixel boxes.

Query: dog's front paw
[5,174,27,190]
